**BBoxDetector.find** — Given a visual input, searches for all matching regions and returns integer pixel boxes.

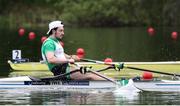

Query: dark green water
[0,88,180,105]
[0,26,180,105]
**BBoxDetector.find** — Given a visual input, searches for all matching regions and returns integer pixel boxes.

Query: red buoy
[147,27,155,36]
[171,31,178,40]
[41,36,47,43]
[60,41,64,47]
[104,58,113,64]
[76,48,85,58]
[76,48,85,55]
[18,28,25,36]
[28,32,36,40]
[142,71,153,80]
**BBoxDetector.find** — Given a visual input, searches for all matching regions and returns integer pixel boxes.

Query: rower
[41,20,111,80]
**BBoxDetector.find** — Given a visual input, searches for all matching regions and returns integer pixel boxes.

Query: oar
[73,62,119,84]
[81,58,180,77]
[81,58,105,64]
[41,63,82,80]
[41,64,115,81]
[87,69,118,85]
[125,66,180,77]
[41,69,80,81]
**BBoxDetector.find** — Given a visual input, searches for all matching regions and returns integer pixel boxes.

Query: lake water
[0,87,180,105]
[0,26,180,105]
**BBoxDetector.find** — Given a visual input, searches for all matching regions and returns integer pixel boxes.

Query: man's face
[55,26,64,39]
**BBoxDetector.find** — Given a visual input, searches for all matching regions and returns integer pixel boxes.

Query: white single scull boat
[0,76,119,90]
[1,76,180,92]
[5,58,180,92]
[132,77,180,92]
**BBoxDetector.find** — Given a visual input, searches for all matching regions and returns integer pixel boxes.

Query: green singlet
[41,37,70,79]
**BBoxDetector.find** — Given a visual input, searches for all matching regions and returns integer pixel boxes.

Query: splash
[113,79,141,100]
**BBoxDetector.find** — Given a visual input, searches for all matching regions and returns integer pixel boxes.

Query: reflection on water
[0,89,31,105]
[0,88,136,105]
[0,88,179,105]
[138,92,180,105]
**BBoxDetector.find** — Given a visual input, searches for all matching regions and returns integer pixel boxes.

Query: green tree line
[0,0,180,27]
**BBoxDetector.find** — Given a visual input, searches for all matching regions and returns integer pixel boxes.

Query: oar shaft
[41,69,80,80]
[96,66,114,72]
[88,70,117,85]
[81,58,105,64]
[126,66,180,77]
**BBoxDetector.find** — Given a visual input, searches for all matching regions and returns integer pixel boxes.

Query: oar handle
[81,58,104,64]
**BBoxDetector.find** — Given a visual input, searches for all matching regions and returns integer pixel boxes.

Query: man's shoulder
[43,38,54,45]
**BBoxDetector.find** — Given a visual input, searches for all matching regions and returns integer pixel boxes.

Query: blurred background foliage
[0,0,180,28]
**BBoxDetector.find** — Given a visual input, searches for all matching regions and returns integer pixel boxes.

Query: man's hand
[68,58,75,64]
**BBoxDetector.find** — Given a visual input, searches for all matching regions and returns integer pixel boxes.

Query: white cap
[47,21,64,34]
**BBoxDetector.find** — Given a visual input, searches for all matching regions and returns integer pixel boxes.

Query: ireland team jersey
[41,37,66,71]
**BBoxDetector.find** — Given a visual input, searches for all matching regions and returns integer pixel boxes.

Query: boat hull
[0,76,118,89]
[133,79,180,92]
